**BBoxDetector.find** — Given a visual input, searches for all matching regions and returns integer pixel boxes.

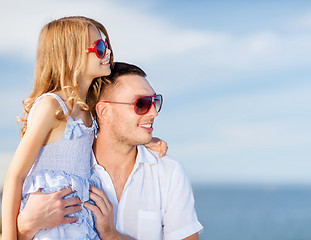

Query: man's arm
[84,185,134,240]
[17,187,81,240]
[162,159,203,239]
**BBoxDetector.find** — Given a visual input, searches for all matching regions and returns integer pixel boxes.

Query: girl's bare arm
[2,97,61,239]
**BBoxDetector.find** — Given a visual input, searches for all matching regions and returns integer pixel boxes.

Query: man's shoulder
[140,145,180,163]
[159,154,184,170]
[140,145,186,175]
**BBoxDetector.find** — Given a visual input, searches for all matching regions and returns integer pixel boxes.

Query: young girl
[2,16,166,239]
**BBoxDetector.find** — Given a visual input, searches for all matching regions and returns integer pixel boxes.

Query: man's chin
[137,135,153,146]
[123,132,153,146]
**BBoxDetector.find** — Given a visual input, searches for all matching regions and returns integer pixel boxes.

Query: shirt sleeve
[162,160,203,240]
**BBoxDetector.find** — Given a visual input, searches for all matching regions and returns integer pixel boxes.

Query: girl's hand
[145,137,168,158]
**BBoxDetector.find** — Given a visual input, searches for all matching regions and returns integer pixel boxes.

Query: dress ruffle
[21,169,102,240]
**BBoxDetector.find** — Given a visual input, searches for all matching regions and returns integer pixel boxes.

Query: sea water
[193,184,311,240]
[1,184,311,238]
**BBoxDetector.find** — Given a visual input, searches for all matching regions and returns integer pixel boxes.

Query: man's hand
[85,185,133,240]
[17,187,82,240]
[84,185,116,239]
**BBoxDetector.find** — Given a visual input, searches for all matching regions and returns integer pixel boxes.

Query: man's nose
[147,102,158,117]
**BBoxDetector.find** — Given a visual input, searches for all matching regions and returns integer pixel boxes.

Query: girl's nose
[105,48,111,56]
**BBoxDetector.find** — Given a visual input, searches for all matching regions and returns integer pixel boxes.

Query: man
[17,62,203,239]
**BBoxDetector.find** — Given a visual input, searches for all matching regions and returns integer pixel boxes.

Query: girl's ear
[95,101,108,120]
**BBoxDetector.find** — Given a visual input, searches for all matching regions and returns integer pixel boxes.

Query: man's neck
[93,133,137,176]
[93,134,138,201]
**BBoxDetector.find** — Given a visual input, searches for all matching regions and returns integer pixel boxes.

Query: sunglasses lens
[135,97,152,115]
[154,95,162,112]
[96,40,106,58]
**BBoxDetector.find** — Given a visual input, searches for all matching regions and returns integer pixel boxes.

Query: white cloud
[156,81,311,183]
[288,11,311,29]
[1,0,311,74]
[199,32,311,72]
[0,88,27,125]
[0,0,208,62]
[246,32,279,55]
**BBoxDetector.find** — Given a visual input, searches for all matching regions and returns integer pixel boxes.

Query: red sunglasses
[101,94,163,115]
[86,39,108,59]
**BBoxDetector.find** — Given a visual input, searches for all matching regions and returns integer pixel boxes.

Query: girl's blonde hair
[18,16,113,136]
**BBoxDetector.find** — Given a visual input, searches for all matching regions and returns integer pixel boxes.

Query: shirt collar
[91,145,158,168]
[136,145,158,165]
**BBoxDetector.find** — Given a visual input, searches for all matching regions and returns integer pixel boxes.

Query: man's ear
[95,101,109,121]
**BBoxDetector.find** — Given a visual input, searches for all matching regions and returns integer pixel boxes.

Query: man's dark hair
[103,62,147,85]
[95,62,148,119]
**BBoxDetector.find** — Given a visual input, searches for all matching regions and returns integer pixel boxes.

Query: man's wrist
[99,229,122,240]
[102,230,134,240]
[99,230,116,240]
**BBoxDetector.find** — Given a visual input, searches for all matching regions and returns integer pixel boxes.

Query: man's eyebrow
[132,93,156,99]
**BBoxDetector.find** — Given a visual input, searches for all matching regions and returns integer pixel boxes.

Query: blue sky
[0,0,311,185]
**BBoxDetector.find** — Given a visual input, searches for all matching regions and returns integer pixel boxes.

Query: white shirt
[91,145,203,240]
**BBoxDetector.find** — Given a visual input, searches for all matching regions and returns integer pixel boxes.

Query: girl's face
[83,25,111,80]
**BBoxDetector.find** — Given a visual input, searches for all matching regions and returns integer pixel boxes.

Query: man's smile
[139,123,153,130]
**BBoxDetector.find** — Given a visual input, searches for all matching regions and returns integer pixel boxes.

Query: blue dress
[20,93,101,239]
